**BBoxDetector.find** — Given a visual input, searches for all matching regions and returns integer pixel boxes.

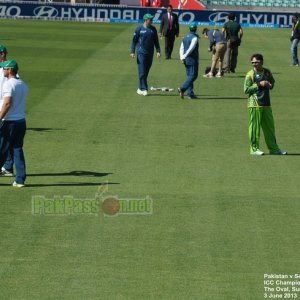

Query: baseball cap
[143,13,154,20]
[0,59,18,72]
[189,22,197,31]
[0,44,7,53]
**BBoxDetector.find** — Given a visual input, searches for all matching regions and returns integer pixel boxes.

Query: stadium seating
[202,0,300,7]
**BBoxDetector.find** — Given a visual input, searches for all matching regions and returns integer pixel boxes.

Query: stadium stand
[202,0,300,8]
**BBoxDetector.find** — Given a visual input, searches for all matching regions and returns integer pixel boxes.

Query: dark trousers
[137,53,153,91]
[0,119,26,184]
[224,40,239,72]
[180,63,198,97]
[164,31,176,59]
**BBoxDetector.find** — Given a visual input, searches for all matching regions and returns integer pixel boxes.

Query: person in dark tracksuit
[178,22,199,100]
[130,13,161,96]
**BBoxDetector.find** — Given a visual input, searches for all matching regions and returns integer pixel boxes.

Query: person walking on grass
[0,60,29,187]
[130,13,161,96]
[178,22,199,100]
[0,44,18,177]
[244,54,287,156]
[159,5,179,60]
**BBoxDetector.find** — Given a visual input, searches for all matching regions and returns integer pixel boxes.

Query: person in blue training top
[202,27,227,78]
[130,13,161,96]
[178,22,199,100]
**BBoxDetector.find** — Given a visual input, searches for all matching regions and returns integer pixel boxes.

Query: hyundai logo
[208,12,229,23]
[33,6,59,18]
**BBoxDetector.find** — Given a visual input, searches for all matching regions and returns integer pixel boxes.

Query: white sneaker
[1,167,14,177]
[270,149,287,155]
[137,89,147,96]
[215,72,222,78]
[12,181,25,188]
[203,72,213,78]
[251,150,264,156]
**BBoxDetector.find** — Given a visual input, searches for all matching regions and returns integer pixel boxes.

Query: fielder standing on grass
[244,54,287,156]
[178,22,199,100]
[0,44,19,177]
[0,59,29,187]
[130,13,161,96]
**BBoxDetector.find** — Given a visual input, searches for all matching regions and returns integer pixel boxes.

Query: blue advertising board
[0,2,294,27]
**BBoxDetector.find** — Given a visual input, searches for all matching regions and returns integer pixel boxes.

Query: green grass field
[1,19,300,299]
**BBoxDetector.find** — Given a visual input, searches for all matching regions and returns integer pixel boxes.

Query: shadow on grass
[26,170,111,177]
[149,94,245,100]
[26,182,119,187]
[150,94,176,97]
[200,96,245,100]
[27,127,66,132]
[262,153,300,156]
[0,182,119,187]
[0,170,116,188]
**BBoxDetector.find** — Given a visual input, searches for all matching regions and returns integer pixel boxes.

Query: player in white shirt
[0,59,29,187]
[0,44,16,177]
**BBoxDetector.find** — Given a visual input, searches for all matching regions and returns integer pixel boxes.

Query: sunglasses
[251,61,261,64]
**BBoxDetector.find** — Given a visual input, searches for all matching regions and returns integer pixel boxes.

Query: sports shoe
[250,150,264,156]
[137,89,148,96]
[178,88,184,99]
[270,149,288,155]
[203,72,213,78]
[0,167,14,177]
[215,72,222,78]
[188,95,198,100]
[12,181,25,188]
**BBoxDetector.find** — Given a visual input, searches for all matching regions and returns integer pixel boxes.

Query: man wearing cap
[0,44,15,177]
[178,22,199,100]
[202,27,227,78]
[244,53,287,156]
[0,59,29,187]
[130,13,161,96]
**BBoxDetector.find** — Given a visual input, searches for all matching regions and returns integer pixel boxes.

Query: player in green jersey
[244,54,287,156]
